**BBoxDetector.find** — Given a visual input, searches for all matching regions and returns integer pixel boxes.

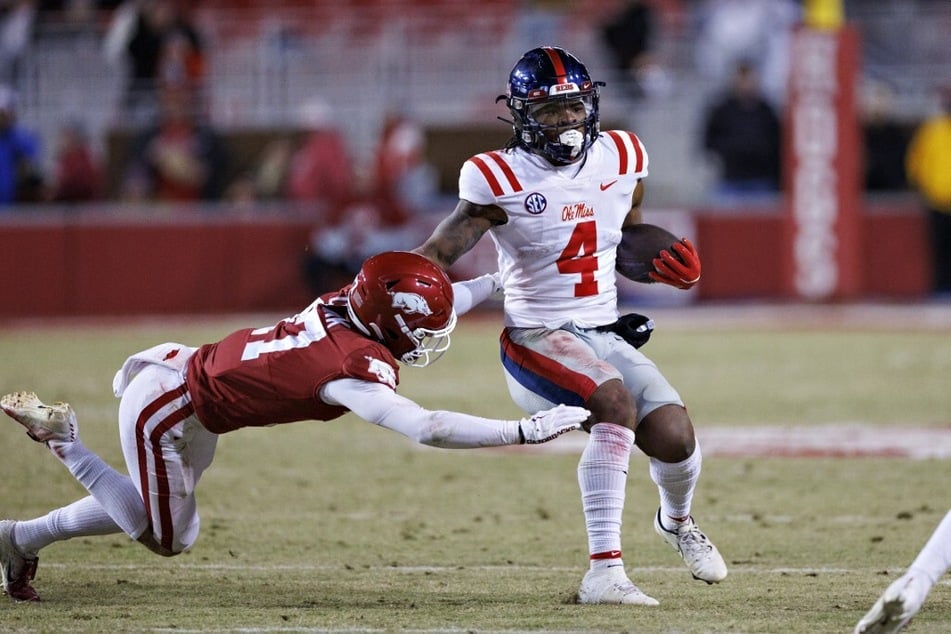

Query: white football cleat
[654,508,728,584]
[1,391,77,444]
[577,566,659,606]
[854,573,931,634]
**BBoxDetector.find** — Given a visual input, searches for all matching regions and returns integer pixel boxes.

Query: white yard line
[37,562,933,577]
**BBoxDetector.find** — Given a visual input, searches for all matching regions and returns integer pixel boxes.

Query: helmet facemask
[511,91,601,164]
[395,309,457,367]
[347,303,456,368]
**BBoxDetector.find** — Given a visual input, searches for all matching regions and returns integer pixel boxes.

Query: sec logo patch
[524,192,547,215]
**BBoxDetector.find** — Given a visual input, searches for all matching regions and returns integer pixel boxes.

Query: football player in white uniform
[414,46,727,605]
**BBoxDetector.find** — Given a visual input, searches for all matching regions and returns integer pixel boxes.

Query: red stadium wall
[0,200,928,320]
[0,213,315,319]
[695,198,930,300]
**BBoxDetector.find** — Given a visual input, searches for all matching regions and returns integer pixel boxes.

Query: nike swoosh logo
[600,180,618,191]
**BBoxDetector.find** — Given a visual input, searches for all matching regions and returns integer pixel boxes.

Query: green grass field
[1,307,949,632]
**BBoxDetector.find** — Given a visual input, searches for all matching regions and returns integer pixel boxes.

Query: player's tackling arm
[452,273,502,316]
[320,378,588,448]
[413,199,507,270]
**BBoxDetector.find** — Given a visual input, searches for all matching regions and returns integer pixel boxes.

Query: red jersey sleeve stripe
[606,131,645,176]
[486,151,523,193]
[628,131,644,173]
[468,155,504,197]
[606,131,630,174]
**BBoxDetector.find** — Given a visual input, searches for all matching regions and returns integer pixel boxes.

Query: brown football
[615,223,680,283]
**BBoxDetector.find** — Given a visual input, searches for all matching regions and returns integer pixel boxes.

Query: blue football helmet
[499,46,604,164]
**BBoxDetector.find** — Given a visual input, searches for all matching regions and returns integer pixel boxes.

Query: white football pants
[118,361,218,554]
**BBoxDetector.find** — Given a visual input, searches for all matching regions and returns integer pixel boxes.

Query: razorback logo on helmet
[365,356,397,389]
[390,292,432,316]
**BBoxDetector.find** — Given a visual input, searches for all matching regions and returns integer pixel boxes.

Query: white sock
[13,496,121,555]
[907,510,951,585]
[650,440,702,529]
[578,423,634,561]
[48,439,150,539]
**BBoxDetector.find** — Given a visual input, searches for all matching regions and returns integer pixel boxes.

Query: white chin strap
[559,129,584,158]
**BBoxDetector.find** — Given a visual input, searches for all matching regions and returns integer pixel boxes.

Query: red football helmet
[347,251,457,367]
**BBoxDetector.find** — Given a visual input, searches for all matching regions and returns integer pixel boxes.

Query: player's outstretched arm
[322,379,588,448]
[516,404,590,444]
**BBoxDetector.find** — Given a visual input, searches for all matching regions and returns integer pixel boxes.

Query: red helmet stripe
[469,155,504,196]
[541,46,568,83]
[486,151,522,192]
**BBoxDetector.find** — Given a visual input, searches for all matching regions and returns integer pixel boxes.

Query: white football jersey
[459,130,649,328]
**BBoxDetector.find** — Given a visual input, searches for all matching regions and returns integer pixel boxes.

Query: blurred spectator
[288,98,360,292]
[861,81,910,192]
[37,1,123,19]
[285,98,357,210]
[121,85,226,202]
[104,0,205,126]
[49,118,104,203]
[600,0,669,100]
[514,0,568,49]
[300,108,436,294]
[223,136,295,208]
[157,13,204,89]
[36,1,114,40]
[0,0,36,89]
[370,112,439,222]
[702,60,781,198]
[0,84,43,207]
[693,0,800,107]
[252,137,294,200]
[906,86,951,296]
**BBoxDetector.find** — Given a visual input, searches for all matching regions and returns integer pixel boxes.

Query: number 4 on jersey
[557,221,599,297]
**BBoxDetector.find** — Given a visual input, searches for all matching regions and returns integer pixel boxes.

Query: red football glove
[649,238,701,290]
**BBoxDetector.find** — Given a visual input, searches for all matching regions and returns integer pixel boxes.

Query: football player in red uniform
[0,251,589,602]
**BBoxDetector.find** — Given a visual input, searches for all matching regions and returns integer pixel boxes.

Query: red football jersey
[186,293,400,434]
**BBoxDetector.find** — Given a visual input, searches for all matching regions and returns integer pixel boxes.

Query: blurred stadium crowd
[2,0,950,210]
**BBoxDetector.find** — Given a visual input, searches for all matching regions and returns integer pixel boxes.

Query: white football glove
[518,404,590,444]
